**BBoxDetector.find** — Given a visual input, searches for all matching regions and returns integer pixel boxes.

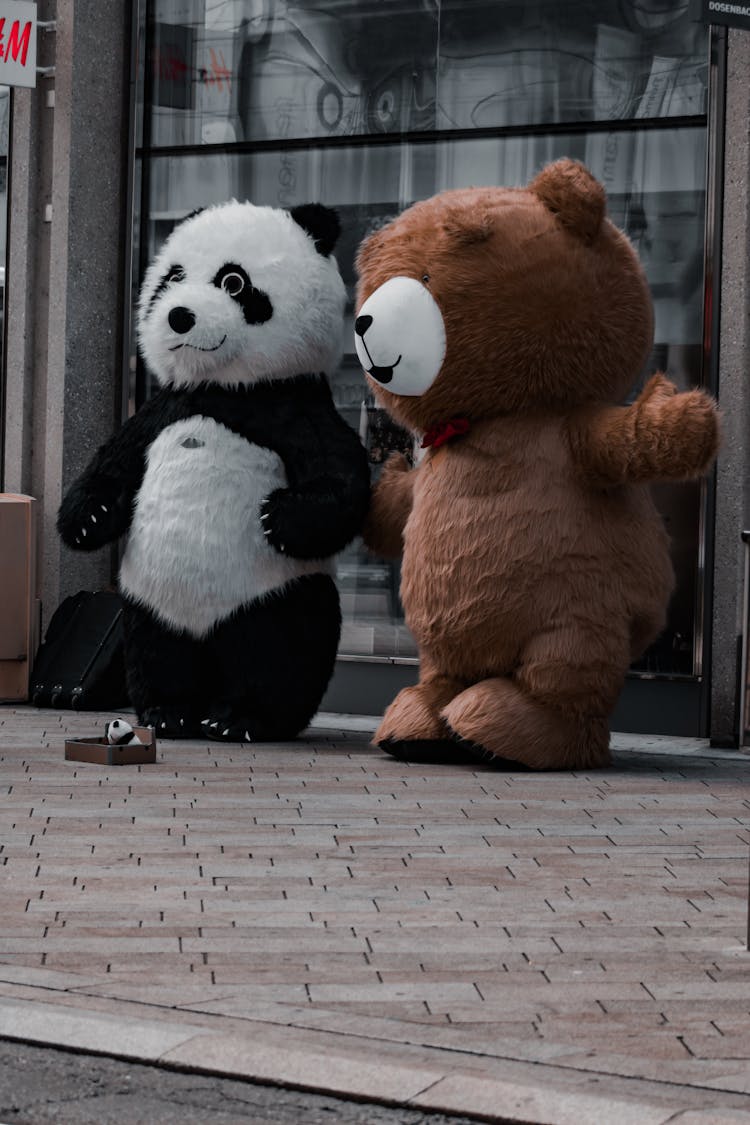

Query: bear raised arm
[568,372,719,487]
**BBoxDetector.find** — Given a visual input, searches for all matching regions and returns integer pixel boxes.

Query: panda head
[137,201,346,389]
[105,718,136,745]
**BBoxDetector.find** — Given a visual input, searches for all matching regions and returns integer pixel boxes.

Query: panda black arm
[260,380,370,560]
[57,390,180,551]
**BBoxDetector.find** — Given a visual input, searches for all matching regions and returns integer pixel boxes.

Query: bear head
[354,159,653,435]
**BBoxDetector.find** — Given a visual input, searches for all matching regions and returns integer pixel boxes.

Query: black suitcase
[30,590,130,710]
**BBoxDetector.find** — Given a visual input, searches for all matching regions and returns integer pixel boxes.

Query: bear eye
[167,265,185,283]
[221,271,245,297]
[421,273,430,284]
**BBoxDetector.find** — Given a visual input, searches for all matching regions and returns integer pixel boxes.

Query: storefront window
[135,1,711,676]
[146,0,707,145]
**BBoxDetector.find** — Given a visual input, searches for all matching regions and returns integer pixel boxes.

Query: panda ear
[175,207,204,228]
[290,203,341,257]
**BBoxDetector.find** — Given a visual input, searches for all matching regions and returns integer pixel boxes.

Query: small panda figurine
[58,201,369,742]
[105,718,141,745]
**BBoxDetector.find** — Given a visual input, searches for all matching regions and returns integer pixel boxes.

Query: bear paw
[633,375,720,479]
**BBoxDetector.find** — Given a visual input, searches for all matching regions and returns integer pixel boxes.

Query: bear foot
[441,680,612,771]
[374,683,455,745]
[142,706,201,739]
[448,734,532,772]
[379,738,470,765]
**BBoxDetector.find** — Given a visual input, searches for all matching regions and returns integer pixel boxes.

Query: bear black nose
[354,314,373,337]
[168,306,196,334]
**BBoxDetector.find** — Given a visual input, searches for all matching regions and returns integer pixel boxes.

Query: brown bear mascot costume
[354,158,719,771]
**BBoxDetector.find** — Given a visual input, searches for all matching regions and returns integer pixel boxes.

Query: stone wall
[710,28,750,744]
[2,0,131,628]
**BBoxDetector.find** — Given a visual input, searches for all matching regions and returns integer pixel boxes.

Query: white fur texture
[119,417,333,636]
[137,201,346,389]
[355,276,446,396]
[105,719,139,745]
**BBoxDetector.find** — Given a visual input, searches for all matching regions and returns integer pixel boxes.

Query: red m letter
[7,20,32,66]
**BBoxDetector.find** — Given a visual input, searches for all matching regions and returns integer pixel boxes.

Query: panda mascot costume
[58,201,369,742]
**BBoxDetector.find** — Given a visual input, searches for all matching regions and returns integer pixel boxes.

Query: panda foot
[141,706,201,739]
[200,710,303,743]
[201,715,257,744]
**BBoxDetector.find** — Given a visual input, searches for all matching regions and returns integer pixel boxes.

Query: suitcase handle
[72,609,124,704]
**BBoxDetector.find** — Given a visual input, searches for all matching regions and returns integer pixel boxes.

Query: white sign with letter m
[0,1,36,89]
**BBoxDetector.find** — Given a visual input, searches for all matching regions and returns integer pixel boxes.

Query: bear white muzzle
[354,276,446,397]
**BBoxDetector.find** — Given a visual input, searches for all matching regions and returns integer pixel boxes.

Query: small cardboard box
[64,727,157,765]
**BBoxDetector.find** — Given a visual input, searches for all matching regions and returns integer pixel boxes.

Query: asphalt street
[0,1039,502,1125]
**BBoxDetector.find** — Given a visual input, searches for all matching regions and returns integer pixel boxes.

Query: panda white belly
[119,416,332,637]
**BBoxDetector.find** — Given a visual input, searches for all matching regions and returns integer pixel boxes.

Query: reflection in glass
[142,124,708,671]
[438,1,707,130]
[146,1,707,145]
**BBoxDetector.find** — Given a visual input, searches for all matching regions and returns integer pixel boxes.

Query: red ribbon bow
[421,416,470,450]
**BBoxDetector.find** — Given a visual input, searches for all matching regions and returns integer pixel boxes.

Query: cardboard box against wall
[0,495,40,701]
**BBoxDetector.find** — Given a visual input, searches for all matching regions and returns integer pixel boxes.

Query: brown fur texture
[356,159,720,770]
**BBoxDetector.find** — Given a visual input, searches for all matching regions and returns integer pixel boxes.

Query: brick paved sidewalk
[1,706,749,1125]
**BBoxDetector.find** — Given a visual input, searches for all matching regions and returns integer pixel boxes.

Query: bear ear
[290,203,341,256]
[528,159,605,244]
[442,205,493,246]
[355,225,392,274]
[355,230,378,274]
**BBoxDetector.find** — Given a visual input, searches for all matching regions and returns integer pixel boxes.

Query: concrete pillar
[2,0,131,628]
[710,29,750,745]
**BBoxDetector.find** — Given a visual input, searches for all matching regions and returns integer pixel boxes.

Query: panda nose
[168,306,196,334]
[354,314,373,337]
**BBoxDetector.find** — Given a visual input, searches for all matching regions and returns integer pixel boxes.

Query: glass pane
[140,125,707,671]
[145,1,707,148]
[438,1,708,130]
[148,0,439,147]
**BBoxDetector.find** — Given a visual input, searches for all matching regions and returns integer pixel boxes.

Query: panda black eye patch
[213,263,273,325]
[146,264,186,315]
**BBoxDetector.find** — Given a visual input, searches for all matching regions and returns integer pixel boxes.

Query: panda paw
[259,492,291,555]
[57,482,127,550]
[201,716,255,744]
[200,708,296,743]
[259,489,335,560]
[142,706,201,739]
